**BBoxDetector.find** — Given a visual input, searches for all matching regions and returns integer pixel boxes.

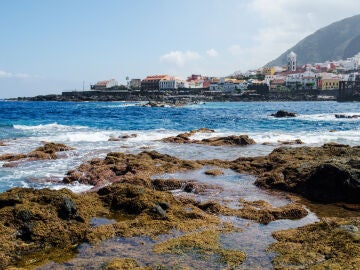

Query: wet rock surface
[271,110,297,117]
[269,218,360,269]
[162,129,256,146]
[1,143,359,269]
[335,114,360,119]
[63,151,203,188]
[230,143,360,204]
[0,142,74,165]
[0,183,224,269]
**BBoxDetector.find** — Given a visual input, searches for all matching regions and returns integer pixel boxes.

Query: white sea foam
[49,182,93,193]
[296,113,360,122]
[13,123,88,131]
[249,129,360,145]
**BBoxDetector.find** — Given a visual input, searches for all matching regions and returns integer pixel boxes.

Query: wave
[249,129,360,145]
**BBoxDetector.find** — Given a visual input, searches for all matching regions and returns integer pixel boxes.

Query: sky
[0,0,360,98]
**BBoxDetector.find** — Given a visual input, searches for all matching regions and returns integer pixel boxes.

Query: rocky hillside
[267,14,360,66]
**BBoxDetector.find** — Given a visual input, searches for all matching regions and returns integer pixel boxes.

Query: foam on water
[296,112,360,122]
[13,123,87,131]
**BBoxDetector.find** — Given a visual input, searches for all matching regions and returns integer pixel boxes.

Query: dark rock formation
[162,129,255,146]
[335,114,360,119]
[230,143,360,203]
[271,110,296,118]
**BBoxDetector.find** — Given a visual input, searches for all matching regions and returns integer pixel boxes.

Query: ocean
[0,100,359,193]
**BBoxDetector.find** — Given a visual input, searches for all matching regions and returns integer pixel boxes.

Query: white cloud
[0,70,32,79]
[160,50,201,67]
[206,48,219,57]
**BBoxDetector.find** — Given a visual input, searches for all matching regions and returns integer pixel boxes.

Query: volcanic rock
[0,142,74,164]
[271,110,297,117]
[231,143,360,203]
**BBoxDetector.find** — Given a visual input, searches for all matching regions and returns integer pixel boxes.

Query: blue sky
[1,0,360,98]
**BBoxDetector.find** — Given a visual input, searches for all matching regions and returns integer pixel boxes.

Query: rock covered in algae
[197,200,308,225]
[0,180,226,268]
[103,258,152,270]
[0,187,106,268]
[0,142,74,165]
[63,151,202,188]
[269,218,360,269]
[161,129,256,146]
[153,230,246,268]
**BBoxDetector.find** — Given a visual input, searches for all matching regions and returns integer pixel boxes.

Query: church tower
[287,51,297,71]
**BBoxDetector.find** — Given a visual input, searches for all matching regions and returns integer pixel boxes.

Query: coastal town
[15,51,360,102]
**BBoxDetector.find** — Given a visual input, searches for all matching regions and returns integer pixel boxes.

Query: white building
[92,79,118,90]
[209,78,247,92]
[159,77,185,90]
[286,69,318,90]
[265,74,286,86]
[287,51,297,71]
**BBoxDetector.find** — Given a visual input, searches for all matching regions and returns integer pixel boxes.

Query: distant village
[16,52,360,102]
[89,51,360,94]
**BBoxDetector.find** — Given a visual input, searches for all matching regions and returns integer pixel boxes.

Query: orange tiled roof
[143,75,169,81]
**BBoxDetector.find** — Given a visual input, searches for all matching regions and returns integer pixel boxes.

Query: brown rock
[204,169,224,176]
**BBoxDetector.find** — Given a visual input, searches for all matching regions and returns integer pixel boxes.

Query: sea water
[0,101,359,192]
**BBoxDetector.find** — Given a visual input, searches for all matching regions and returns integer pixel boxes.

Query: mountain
[267,14,360,67]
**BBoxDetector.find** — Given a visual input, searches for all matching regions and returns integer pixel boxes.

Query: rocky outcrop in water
[335,114,360,119]
[162,129,256,146]
[271,110,297,117]
[0,142,74,166]
[230,143,360,203]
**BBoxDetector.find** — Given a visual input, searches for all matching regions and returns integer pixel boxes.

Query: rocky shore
[0,139,359,269]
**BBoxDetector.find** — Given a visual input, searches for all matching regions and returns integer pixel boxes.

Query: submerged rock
[103,258,150,270]
[153,230,246,268]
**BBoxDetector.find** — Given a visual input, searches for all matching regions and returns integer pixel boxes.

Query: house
[286,69,318,90]
[141,75,170,91]
[319,78,340,90]
[209,78,247,92]
[91,79,118,90]
[270,79,286,91]
[262,67,276,75]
